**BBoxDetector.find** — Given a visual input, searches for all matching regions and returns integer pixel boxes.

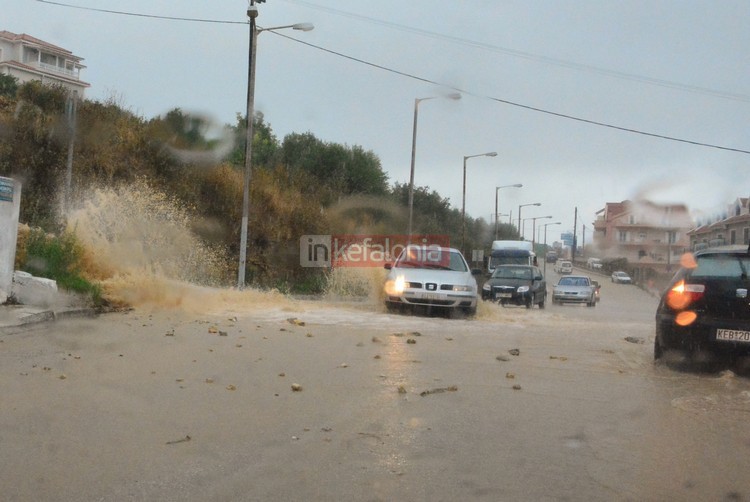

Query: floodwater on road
[2,285,750,501]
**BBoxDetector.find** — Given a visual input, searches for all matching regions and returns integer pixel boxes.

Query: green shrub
[21,228,102,303]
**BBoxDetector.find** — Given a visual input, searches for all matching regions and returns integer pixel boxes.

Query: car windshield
[559,277,588,286]
[493,267,532,280]
[692,254,750,279]
[396,249,467,272]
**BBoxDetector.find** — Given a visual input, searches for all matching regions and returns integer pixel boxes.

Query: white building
[0,30,89,96]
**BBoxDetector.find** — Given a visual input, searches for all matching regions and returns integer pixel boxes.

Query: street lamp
[462,151,497,254]
[407,92,461,240]
[530,215,553,249]
[238,2,314,288]
[517,202,541,239]
[494,183,522,240]
[542,221,561,276]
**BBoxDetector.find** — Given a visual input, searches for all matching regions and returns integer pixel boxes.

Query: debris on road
[624,337,645,344]
[291,383,303,392]
[166,435,191,445]
[496,355,510,362]
[509,349,520,356]
[287,318,306,326]
[512,384,522,390]
[420,385,458,396]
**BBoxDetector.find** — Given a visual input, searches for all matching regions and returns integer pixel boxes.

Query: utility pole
[573,207,578,259]
[581,224,586,256]
[64,91,78,214]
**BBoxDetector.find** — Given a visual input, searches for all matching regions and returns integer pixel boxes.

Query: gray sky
[6,0,750,242]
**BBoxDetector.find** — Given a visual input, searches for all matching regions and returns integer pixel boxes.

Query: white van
[554,260,573,274]
[586,257,602,270]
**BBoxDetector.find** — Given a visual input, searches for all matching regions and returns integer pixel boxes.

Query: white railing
[36,61,79,79]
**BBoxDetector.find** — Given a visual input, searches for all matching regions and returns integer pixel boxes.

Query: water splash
[63,179,233,309]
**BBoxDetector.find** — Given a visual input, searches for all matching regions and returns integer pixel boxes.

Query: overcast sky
[6,0,750,242]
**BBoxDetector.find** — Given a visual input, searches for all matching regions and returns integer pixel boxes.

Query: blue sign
[0,179,13,203]
[561,232,574,247]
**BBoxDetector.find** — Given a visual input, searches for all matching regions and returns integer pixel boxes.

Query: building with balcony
[0,30,89,97]
[592,200,694,278]
[687,197,750,250]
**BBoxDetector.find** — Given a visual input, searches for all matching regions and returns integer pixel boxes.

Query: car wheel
[525,296,533,309]
[654,336,664,360]
[539,294,546,309]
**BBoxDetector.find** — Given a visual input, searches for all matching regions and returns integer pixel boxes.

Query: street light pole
[494,183,522,240]
[407,93,460,241]
[542,221,561,276]
[531,215,552,249]
[462,151,497,254]
[237,2,313,288]
[517,202,541,239]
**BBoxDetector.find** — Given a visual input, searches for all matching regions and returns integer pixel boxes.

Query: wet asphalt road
[2,270,750,501]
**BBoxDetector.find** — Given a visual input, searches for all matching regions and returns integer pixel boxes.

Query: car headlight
[517,286,529,293]
[384,275,406,295]
[482,283,491,291]
[453,285,473,292]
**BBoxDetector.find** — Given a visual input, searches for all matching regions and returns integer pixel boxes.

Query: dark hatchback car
[481,264,547,308]
[655,247,750,363]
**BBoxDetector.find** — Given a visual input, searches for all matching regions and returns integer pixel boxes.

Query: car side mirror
[384,263,392,270]
[535,275,543,281]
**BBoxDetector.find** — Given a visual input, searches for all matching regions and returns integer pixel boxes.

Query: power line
[276,32,750,156]
[282,0,750,104]
[35,0,247,24]
[35,0,750,155]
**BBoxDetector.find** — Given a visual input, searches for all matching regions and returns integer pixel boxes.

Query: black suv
[481,264,547,308]
[655,247,750,362]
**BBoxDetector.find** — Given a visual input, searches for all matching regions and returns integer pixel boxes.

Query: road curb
[0,306,100,334]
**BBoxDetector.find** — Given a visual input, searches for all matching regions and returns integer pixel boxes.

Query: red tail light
[666,280,705,310]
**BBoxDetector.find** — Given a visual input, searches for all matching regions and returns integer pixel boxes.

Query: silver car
[552,275,597,307]
[384,246,479,315]
[611,271,632,284]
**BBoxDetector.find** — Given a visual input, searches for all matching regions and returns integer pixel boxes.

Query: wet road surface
[2,275,750,501]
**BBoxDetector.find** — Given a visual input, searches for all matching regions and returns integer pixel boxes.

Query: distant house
[0,30,89,97]
[592,200,693,277]
[688,197,750,250]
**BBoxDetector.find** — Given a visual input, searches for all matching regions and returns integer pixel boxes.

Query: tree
[0,74,18,98]
[227,111,279,168]
[280,132,388,198]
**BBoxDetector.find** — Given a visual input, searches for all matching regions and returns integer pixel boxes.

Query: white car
[611,271,632,284]
[554,260,573,274]
[384,246,479,316]
[552,275,597,306]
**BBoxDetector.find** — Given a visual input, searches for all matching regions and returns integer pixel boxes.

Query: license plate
[495,293,512,299]
[716,329,750,343]
[423,293,440,300]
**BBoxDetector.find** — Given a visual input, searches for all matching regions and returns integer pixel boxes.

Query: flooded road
[2,275,750,501]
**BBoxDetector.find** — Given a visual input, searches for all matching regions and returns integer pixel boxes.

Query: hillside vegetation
[0,77,520,296]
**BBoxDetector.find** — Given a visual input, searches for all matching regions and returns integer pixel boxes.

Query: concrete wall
[0,176,21,302]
